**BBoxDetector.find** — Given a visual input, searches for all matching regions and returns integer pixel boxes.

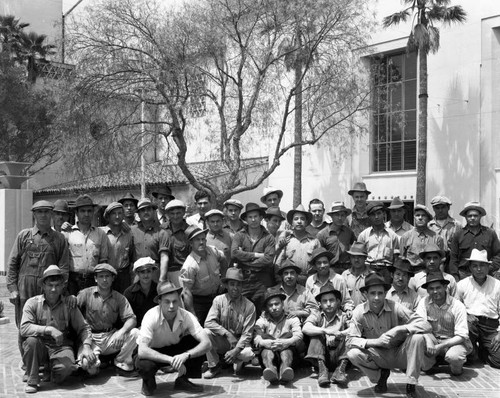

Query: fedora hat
[240,202,266,221]
[263,287,286,306]
[327,201,352,216]
[118,192,139,206]
[387,197,405,210]
[286,204,313,225]
[221,267,244,283]
[205,209,225,219]
[419,243,445,259]
[422,271,450,289]
[366,201,386,215]
[314,283,342,302]
[137,198,158,211]
[164,199,186,212]
[74,194,97,209]
[276,258,302,275]
[310,247,334,264]
[133,257,158,273]
[264,207,285,221]
[94,263,117,276]
[104,202,123,218]
[53,199,70,214]
[347,242,368,256]
[151,186,175,200]
[31,200,54,212]
[260,187,284,204]
[465,248,491,264]
[360,273,391,293]
[388,258,414,276]
[460,201,486,218]
[154,281,183,303]
[38,265,64,287]
[185,225,208,241]
[430,196,452,206]
[348,181,371,196]
[223,199,243,209]
[414,204,433,220]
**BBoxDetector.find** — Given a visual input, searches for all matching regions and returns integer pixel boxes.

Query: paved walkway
[0,278,499,397]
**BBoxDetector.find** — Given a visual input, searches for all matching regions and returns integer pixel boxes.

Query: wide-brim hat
[264,207,285,221]
[38,265,64,286]
[94,263,117,276]
[366,201,386,215]
[118,192,139,206]
[151,186,175,200]
[205,209,225,219]
[422,271,451,289]
[223,199,243,209]
[348,181,371,196]
[465,248,491,264]
[327,201,352,216]
[74,194,97,209]
[263,287,286,306]
[165,199,186,212]
[277,258,302,275]
[221,267,244,283]
[154,282,183,303]
[459,201,486,218]
[137,198,158,211]
[419,243,445,259]
[387,197,405,210]
[360,273,391,293]
[310,247,334,264]
[240,202,267,221]
[430,196,452,206]
[314,283,342,302]
[53,199,70,214]
[388,257,414,276]
[347,242,368,256]
[286,204,313,225]
[414,204,433,220]
[104,202,123,218]
[186,225,208,241]
[260,187,284,204]
[31,200,54,212]
[133,256,158,273]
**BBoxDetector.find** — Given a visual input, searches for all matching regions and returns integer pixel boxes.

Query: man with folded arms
[205,209,232,267]
[203,267,256,378]
[20,265,95,393]
[136,282,211,395]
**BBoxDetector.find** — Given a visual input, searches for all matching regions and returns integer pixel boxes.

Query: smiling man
[386,258,420,312]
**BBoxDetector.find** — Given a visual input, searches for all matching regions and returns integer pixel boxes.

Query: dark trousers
[136,335,204,383]
[68,272,96,296]
[468,315,500,368]
[193,295,216,326]
[305,335,346,370]
[113,268,132,294]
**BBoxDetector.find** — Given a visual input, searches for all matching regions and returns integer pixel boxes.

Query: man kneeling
[254,287,303,384]
[303,283,350,387]
[20,265,95,393]
[136,282,211,396]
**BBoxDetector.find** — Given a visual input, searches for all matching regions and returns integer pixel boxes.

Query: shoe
[279,366,294,383]
[263,367,279,383]
[203,364,221,379]
[450,363,463,376]
[141,378,157,396]
[374,368,390,393]
[330,359,348,386]
[233,360,244,375]
[406,383,417,398]
[317,360,329,387]
[251,357,260,367]
[116,367,139,378]
[25,384,38,394]
[310,366,318,379]
[23,373,29,383]
[174,376,204,393]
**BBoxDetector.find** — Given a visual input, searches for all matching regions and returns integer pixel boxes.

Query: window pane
[405,110,416,140]
[391,112,403,142]
[404,141,417,170]
[390,82,402,111]
[405,79,417,110]
[405,52,417,80]
[391,142,402,170]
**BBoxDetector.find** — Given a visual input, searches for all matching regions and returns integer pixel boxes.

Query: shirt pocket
[92,243,101,258]
[70,243,84,258]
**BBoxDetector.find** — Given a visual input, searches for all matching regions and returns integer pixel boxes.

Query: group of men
[6,182,500,397]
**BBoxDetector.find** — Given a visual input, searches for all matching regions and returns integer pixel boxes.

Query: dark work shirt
[306,221,330,237]
[163,220,191,272]
[317,224,356,265]
[124,281,157,327]
[130,222,169,264]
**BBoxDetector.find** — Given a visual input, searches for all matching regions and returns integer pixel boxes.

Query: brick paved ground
[1,277,499,398]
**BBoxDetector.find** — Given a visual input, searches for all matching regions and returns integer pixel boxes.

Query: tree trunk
[293,60,302,208]
[416,49,427,205]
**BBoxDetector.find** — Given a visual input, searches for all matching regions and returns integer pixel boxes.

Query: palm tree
[383,1,466,204]
[0,14,29,58]
[17,30,56,83]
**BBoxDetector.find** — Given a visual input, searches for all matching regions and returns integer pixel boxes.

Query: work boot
[203,363,221,379]
[317,359,330,387]
[406,383,417,398]
[331,359,348,386]
[374,368,390,393]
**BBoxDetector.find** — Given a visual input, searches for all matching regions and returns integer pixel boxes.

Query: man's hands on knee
[171,352,190,371]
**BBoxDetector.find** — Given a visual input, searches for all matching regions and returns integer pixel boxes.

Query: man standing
[254,288,303,384]
[341,242,371,306]
[231,203,276,314]
[136,282,211,395]
[186,190,212,229]
[130,198,169,284]
[64,194,109,295]
[205,209,232,266]
[306,199,330,237]
[263,207,285,239]
[456,249,500,368]
[317,201,356,274]
[20,265,95,393]
[180,226,226,324]
[151,186,175,226]
[347,273,433,398]
[400,205,444,268]
[223,199,246,237]
[118,193,139,226]
[385,197,412,237]
[450,201,500,280]
[77,264,138,376]
[428,196,460,266]
[347,182,371,237]
[386,258,420,312]
[260,187,283,208]
[101,202,134,293]
[415,271,472,375]
[52,199,71,232]
[203,268,257,378]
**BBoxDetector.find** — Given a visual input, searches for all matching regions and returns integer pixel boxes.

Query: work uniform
[306,270,354,313]
[400,228,444,268]
[317,225,356,274]
[101,226,134,293]
[123,281,158,327]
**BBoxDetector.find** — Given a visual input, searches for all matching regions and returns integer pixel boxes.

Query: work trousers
[305,335,346,370]
[468,315,500,368]
[205,329,254,367]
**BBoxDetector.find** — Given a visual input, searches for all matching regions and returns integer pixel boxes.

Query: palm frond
[382,9,411,28]
[427,26,440,54]
[412,23,430,53]
[407,31,418,53]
